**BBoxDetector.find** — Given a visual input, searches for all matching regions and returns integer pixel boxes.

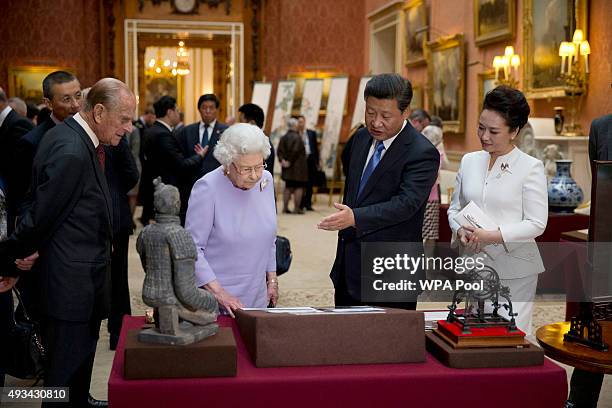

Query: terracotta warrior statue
[137,178,218,345]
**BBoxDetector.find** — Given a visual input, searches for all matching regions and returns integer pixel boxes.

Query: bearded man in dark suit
[318,74,439,310]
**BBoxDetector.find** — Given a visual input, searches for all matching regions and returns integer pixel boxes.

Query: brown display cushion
[426,331,544,369]
[235,308,425,368]
[123,327,237,379]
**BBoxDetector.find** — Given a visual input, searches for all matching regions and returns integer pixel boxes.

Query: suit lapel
[189,124,199,148]
[65,118,113,232]
[355,127,413,206]
[347,133,371,206]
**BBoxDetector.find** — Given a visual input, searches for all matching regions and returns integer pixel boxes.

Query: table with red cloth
[108,316,567,408]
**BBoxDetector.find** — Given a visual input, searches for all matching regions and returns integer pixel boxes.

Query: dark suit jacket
[13,118,56,211]
[305,129,319,163]
[0,108,34,230]
[0,117,112,321]
[176,120,227,181]
[104,137,139,236]
[589,114,612,161]
[330,123,440,299]
[143,121,203,188]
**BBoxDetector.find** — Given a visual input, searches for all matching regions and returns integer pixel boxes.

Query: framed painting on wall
[402,0,428,67]
[410,86,424,110]
[478,71,497,107]
[320,76,349,179]
[427,34,465,134]
[299,79,324,130]
[523,0,588,99]
[269,80,296,153]
[474,0,515,46]
[350,75,372,129]
[251,81,273,127]
[8,65,73,105]
[288,71,344,116]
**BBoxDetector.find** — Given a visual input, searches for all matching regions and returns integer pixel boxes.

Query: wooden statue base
[124,327,237,379]
[426,332,544,368]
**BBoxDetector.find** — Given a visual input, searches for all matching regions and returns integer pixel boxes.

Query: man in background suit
[0,78,136,407]
[297,115,320,211]
[142,96,207,225]
[12,71,82,323]
[0,86,34,389]
[566,113,612,408]
[238,103,275,172]
[318,74,439,310]
[14,71,82,220]
[175,94,227,220]
[103,137,139,351]
[0,87,34,232]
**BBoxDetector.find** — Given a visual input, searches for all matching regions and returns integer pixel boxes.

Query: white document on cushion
[453,201,506,259]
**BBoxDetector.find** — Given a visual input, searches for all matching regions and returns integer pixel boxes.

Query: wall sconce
[558,29,590,136]
[492,46,520,88]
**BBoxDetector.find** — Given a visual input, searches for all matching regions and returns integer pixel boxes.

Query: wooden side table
[536,321,612,374]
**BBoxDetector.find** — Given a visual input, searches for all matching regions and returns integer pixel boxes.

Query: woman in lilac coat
[186,123,278,317]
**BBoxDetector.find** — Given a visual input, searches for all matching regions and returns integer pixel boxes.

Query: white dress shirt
[361,120,407,178]
[448,147,548,279]
[0,106,12,128]
[73,112,100,148]
[199,119,216,145]
[156,119,173,132]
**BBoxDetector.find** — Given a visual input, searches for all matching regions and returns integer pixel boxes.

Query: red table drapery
[108,316,567,408]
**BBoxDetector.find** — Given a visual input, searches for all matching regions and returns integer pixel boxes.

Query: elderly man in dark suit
[566,113,612,408]
[0,78,136,407]
[318,74,439,310]
[141,96,207,225]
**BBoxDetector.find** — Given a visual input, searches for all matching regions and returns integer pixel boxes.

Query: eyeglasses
[232,162,267,175]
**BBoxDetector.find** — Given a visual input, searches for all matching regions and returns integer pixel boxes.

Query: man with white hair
[0,78,136,408]
[8,97,27,117]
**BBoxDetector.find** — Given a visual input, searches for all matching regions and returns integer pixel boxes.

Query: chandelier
[145,41,191,78]
[176,41,191,76]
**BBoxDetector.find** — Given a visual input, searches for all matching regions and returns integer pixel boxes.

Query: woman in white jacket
[448,86,548,334]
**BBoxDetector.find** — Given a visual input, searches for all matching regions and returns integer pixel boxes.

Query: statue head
[153,177,180,216]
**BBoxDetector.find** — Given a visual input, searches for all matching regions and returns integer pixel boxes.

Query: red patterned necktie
[96,145,106,172]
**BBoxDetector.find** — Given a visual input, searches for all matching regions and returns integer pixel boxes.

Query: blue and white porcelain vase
[548,159,584,213]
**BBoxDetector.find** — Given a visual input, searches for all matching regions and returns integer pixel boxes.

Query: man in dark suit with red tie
[0,78,136,407]
[318,74,439,310]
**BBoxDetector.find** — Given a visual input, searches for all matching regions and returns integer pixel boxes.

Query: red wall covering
[0,0,102,94]
[262,0,366,139]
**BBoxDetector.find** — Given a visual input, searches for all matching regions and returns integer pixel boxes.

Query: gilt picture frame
[427,34,465,134]
[474,0,515,47]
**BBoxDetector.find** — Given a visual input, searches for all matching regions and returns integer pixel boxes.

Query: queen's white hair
[213,123,271,167]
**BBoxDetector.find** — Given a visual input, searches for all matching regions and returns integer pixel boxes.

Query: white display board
[350,76,372,129]
[299,78,324,129]
[269,80,296,151]
[320,76,349,179]
[251,82,273,127]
